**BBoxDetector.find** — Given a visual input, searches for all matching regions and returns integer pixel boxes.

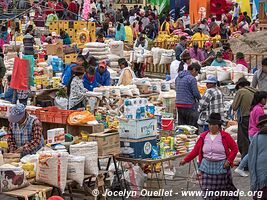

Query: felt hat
[204,41,212,47]
[98,60,107,69]
[48,196,64,200]
[72,66,85,74]
[235,77,250,89]
[8,104,26,123]
[216,51,223,58]
[206,113,223,125]
[118,58,127,66]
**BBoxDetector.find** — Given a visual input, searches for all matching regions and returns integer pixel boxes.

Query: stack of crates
[64,53,77,64]
[49,20,96,43]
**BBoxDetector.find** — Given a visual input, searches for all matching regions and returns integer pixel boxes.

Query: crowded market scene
[0,0,267,199]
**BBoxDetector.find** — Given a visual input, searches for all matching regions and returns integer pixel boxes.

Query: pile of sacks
[225,124,241,165]
[151,48,175,65]
[84,42,109,60]
[199,64,250,83]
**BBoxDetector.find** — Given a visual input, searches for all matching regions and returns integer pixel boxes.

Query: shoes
[234,168,249,177]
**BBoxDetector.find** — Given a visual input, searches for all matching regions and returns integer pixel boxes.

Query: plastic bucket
[161,118,174,131]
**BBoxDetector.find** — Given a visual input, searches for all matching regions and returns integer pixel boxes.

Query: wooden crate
[67,124,105,136]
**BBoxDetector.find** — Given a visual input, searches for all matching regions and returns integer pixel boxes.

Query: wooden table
[1,184,53,200]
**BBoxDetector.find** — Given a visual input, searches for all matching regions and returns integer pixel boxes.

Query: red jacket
[184,130,238,167]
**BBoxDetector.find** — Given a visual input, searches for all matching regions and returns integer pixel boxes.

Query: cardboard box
[67,123,104,136]
[45,41,63,57]
[47,128,65,144]
[89,130,120,156]
[120,136,157,159]
[119,118,157,139]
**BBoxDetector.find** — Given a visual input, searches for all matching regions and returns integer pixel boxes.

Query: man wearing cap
[95,60,110,86]
[175,63,202,127]
[232,77,257,160]
[175,36,187,61]
[117,58,135,86]
[7,104,44,157]
[198,77,224,133]
[211,51,227,67]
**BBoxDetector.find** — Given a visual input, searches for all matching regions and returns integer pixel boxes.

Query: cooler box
[118,118,157,139]
[120,137,157,159]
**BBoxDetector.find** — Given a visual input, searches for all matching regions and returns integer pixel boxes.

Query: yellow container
[64,54,77,64]
[63,21,69,29]
[58,21,64,29]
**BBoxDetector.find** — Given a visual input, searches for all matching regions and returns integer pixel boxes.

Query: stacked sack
[151,48,175,65]
[84,42,109,60]
[109,41,124,57]
[107,54,120,69]
[225,124,241,165]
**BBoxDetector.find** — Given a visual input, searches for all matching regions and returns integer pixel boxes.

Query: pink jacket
[249,103,265,137]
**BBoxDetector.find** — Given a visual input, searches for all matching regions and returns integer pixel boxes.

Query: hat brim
[203,80,217,84]
[235,80,250,89]
[206,119,223,125]
[257,119,267,128]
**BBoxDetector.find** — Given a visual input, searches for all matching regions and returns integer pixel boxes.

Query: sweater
[248,130,267,192]
[175,70,201,107]
[95,67,110,86]
[252,69,267,93]
[211,59,227,67]
[188,48,205,62]
[249,103,265,137]
[232,86,257,117]
[184,130,238,167]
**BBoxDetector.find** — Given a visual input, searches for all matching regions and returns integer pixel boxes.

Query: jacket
[115,24,126,41]
[252,69,267,93]
[63,33,71,45]
[232,86,257,117]
[175,70,201,106]
[248,128,267,192]
[124,26,133,44]
[249,103,265,137]
[95,67,110,86]
[0,57,6,79]
[184,130,238,167]
[211,59,227,67]
[83,74,98,91]
[23,33,35,55]
[175,43,185,61]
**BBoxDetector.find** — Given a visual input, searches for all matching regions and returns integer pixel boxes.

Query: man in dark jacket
[23,29,35,55]
[175,36,187,61]
[175,63,201,127]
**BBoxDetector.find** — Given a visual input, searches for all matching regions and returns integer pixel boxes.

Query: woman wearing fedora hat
[249,114,267,199]
[180,113,238,199]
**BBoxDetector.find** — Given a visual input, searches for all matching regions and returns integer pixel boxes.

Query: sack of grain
[85,42,108,48]
[110,87,121,97]
[36,152,69,192]
[151,47,164,65]
[87,47,109,52]
[232,71,244,83]
[70,142,98,176]
[159,50,175,65]
[67,155,85,186]
[107,54,120,62]
[205,66,217,79]
[217,67,231,82]
[109,41,124,57]
[0,164,29,192]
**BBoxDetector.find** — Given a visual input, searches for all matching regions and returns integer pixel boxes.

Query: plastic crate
[64,21,69,29]
[74,21,79,29]
[64,53,77,64]
[58,21,64,29]
[78,21,87,30]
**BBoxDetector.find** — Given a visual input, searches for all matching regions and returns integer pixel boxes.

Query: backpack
[61,63,77,86]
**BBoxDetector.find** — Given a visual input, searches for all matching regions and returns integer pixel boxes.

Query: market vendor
[95,60,110,86]
[117,58,135,86]
[211,52,227,67]
[83,66,98,91]
[7,104,44,157]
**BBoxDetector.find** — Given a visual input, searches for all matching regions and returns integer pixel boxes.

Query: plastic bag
[67,111,96,125]
[54,97,68,110]
[159,50,175,65]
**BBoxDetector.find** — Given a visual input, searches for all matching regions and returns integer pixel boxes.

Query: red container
[161,118,174,131]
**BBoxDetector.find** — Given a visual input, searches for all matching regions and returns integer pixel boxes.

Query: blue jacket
[4,87,17,104]
[95,67,111,86]
[83,74,99,91]
[175,70,201,106]
[175,43,185,61]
